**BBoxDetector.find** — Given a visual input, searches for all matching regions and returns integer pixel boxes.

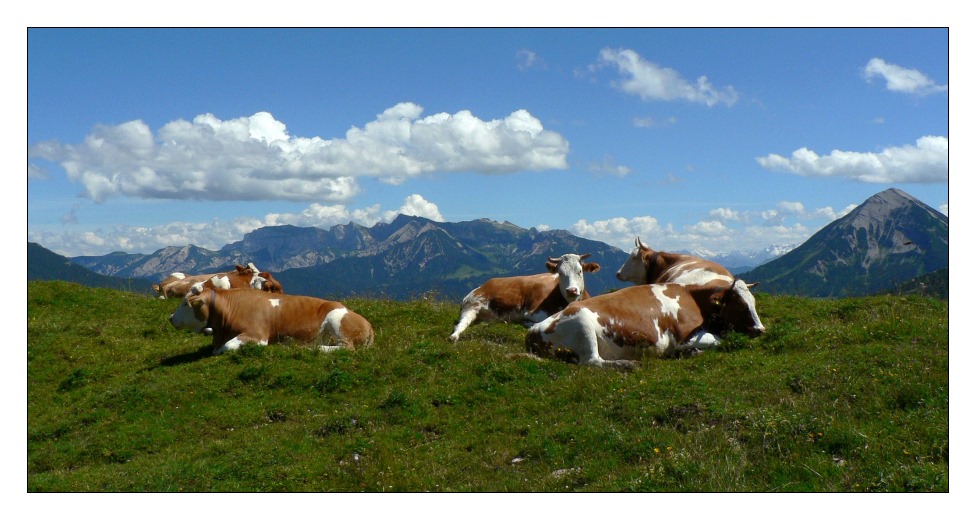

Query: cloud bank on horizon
[28,39,948,259]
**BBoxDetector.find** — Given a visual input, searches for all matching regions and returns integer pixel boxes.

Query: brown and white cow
[154,263,282,298]
[206,266,284,294]
[448,254,601,342]
[525,280,765,368]
[169,287,373,354]
[616,237,734,289]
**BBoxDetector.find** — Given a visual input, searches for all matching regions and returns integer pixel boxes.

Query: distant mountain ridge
[742,188,948,297]
[71,216,631,301]
[28,242,153,293]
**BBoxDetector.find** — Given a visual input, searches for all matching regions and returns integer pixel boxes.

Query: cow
[616,237,733,289]
[169,286,374,354]
[448,254,601,342]
[153,263,279,298]
[525,279,765,368]
[206,267,284,294]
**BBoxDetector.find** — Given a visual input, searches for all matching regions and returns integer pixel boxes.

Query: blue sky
[27,27,949,258]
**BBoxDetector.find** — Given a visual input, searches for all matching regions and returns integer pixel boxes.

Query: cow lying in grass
[525,280,764,369]
[153,263,282,298]
[169,286,373,354]
[449,253,601,342]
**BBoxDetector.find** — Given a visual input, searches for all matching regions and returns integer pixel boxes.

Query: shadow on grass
[152,344,214,369]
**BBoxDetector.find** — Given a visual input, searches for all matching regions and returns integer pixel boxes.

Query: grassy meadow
[27,280,948,492]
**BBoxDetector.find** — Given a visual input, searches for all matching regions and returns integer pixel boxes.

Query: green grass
[28,281,948,492]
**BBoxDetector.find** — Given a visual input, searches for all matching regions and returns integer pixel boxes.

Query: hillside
[28,242,153,294]
[28,281,948,492]
[888,268,949,299]
[742,189,948,297]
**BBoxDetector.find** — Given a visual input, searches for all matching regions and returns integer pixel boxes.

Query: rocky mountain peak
[742,188,948,297]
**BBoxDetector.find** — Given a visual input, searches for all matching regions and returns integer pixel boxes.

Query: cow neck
[645,250,661,282]
[703,279,737,334]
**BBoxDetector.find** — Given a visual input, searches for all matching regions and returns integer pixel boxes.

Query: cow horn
[548,257,560,263]
[636,236,648,250]
[579,253,591,261]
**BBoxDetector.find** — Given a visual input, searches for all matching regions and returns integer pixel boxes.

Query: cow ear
[584,262,601,273]
[190,296,205,311]
[710,288,727,309]
[235,265,248,274]
[546,260,559,273]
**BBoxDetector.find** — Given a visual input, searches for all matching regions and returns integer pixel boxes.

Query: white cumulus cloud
[597,48,738,107]
[28,104,569,203]
[862,58,947,96]
[756,136,948,183]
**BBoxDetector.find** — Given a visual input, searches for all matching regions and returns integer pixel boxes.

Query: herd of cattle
[161,237,765,368]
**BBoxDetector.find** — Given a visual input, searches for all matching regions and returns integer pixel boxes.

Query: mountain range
[33,188,948,301]
[70,215,631,300]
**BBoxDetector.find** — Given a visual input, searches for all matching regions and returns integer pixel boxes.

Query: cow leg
[576,312,640,371]
[678,330,721,353]
[213,335,266,355]
[449,303,483,342]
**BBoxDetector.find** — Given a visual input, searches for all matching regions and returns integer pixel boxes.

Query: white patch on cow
[247,262,259,272]
[250,274,267,289]
[214,336,244,354]
[189,282,205,295]
[667,266,733,286]
[268,299,281,308]
[732,280,765,332]
[169,297,207,332]
[650,285,681,319]
[319,307,349,345]
[172,272,186,280]
[547,307,604,365]
[656,330,678,355]
[210,275,231,289]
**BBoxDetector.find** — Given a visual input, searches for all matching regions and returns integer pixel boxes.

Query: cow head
[708,279,765,337]
[616,237,654,285]
[546,253,601,301]
[252,272,284,293]
[169,285,212,333]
